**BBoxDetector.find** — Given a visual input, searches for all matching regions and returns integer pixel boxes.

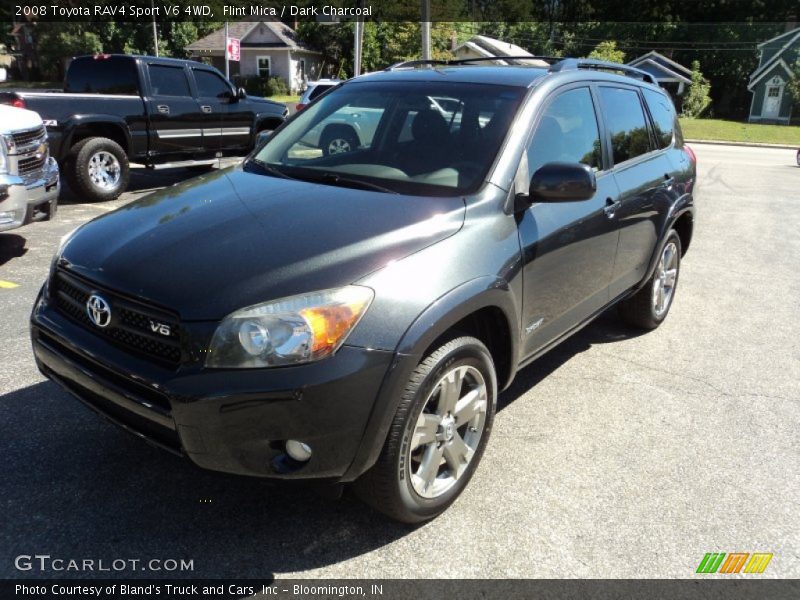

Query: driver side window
[526,87,602,179]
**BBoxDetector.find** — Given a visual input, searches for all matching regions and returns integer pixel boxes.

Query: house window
[767,87,780,98]
[257,56,271,78]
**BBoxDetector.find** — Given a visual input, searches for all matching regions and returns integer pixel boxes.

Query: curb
[686,139,798,150]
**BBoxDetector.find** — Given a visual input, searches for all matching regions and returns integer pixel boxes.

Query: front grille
[52,269,183,367]
[17,153,46,176]
[11,125,46,149]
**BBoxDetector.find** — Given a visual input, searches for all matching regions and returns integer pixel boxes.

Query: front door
[145,62,202,156]
[517,85,620,358]
[764,84,782,118]
[190,67,250,152]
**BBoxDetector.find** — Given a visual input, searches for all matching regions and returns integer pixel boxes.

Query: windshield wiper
[245,159,296,180]
[315,172,399,194]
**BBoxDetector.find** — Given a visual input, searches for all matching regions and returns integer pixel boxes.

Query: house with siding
[186,21,322,93]
[747,26,799,124]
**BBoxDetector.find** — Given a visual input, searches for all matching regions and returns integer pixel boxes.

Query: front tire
[66,137,130,202]
[354,336,497,523]
[619,229,682,329]
[320,125,359,156]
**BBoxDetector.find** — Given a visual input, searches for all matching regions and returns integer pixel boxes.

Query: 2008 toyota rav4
[31,57,696,523]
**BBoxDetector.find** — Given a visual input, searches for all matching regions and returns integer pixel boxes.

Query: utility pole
[421,0,431,60]
[353,19,363,77]
[224,21,229,79]
[151,0,158,56]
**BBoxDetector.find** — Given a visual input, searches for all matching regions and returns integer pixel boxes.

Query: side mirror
[255,130,272,147]
[237,87,247,100]
[528,162,597,203]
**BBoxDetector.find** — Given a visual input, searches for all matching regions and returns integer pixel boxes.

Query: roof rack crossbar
[549,58,656,84]
[385,55,561,71]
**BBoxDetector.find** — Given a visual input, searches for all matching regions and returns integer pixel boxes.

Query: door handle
[157,104,170,114]
[604,197,621,218]
[201,105,212,114]
[664,174,675,189]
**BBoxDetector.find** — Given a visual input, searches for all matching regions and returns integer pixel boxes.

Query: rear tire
[354,336,497,523]
[66,137,129,202]
[618,229,682,329]
[320,125,359,156]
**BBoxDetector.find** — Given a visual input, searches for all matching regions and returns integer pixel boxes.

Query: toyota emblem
[86,294,111,328]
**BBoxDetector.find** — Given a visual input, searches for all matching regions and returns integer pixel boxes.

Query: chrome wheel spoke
[443,433,473,479]
[454,388,486,425]
[411,413,440,451]
[663,268,677,288]
[436,367,464,416]
[414,443,444,492]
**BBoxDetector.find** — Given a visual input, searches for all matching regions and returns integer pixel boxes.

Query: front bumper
[0,157,59,233]
[31,292,395,480]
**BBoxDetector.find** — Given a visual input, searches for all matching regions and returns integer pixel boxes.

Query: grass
[679,118,800,145]
[267,94,300,104]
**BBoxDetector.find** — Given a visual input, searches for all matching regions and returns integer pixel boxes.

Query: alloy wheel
[653,241,679,317]
[408,365,488,499]
[88,151,121,190]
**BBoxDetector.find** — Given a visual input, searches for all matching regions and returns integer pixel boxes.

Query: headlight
[206,286,374,368]
[0,136,8,175]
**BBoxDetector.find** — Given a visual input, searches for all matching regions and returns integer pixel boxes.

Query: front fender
[341,276,520,481]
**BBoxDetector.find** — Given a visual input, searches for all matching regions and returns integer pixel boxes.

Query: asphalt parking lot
[0,144,797,579]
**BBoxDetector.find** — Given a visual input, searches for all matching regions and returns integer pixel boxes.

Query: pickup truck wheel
[619,230,682,329]
[354,336,496,523]
[67,137,130,202]
[320,126,359,156]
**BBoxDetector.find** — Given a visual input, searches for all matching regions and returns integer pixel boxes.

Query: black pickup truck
[1,54,288,201]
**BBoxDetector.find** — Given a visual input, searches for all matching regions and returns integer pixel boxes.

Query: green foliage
[787,59,800,106]
[240,75,288,98]
[682,60,713,118]
[587,41,625,64]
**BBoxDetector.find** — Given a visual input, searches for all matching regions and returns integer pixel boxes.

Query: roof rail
[549,58,656,84]
[384,55,561,70]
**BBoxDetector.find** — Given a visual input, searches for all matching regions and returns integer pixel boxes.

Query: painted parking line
[0,280,20,289]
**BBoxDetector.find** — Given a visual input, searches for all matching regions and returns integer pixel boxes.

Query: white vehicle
[0,105,59,233]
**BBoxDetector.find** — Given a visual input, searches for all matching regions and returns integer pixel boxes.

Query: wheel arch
[342,276,520,482]
[63,117,131,156]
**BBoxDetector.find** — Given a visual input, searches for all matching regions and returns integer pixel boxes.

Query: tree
[787,59,800,107]
[682,60,713,118]
[587,40,625,64]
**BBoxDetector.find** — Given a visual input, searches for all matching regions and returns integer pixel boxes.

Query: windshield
[250,81,527,196]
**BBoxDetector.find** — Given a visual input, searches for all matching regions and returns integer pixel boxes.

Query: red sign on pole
[226,37,240,62]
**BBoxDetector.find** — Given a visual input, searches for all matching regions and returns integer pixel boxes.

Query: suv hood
[59,168,465,320]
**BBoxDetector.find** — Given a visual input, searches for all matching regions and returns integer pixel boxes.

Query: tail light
[10,97,26,109]
[684,144,697,165]
[295,103,306,112]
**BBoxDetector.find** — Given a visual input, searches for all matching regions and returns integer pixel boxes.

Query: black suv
[31,57,696,523]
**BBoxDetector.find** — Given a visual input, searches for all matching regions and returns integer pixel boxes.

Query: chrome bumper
[0,157,60,233]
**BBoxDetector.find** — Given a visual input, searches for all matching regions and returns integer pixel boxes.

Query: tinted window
[65,57,138,94]
[256,81,526,196]
[308,84,335,101]
[643,88,675,149]
[599,87,652,164]
[148,65,190,97]
[527,87,602,176]
[193,69,231,99]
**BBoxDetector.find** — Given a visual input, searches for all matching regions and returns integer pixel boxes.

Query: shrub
[239,75,289,98]
[682,60,712,118]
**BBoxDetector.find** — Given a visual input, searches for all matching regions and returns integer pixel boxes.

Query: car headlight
[206,286,374,368]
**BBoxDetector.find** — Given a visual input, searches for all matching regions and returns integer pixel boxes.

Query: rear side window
[598,87,652,165]
[527,87,602,176]
[643,88,676,149]
[308,84,334,101]
[193,69,231,99]
[148,65,190,97]
[65,57,138,94]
